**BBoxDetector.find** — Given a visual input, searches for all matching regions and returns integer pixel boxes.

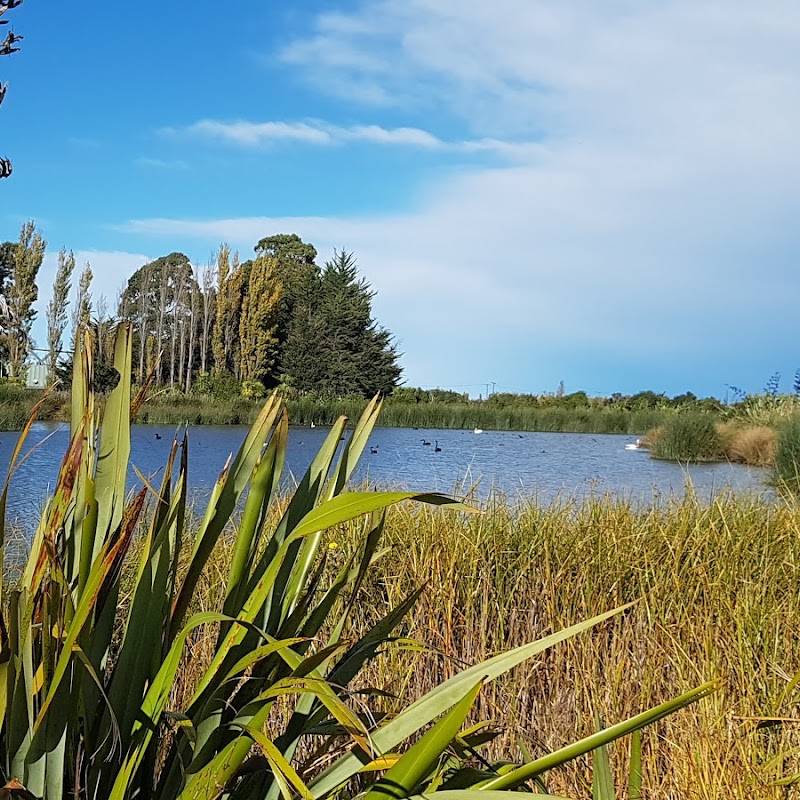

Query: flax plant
[0,326,713,799]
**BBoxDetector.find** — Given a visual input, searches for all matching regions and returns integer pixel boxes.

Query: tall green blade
[170,393,283,636]
[363,678,484,800]
[627,730,642,800]
[94,324,133,552]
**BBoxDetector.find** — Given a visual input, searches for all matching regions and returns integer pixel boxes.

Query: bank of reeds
[0,385,69,429]
[134,395,673,435]
[648,413,724,462]
[166,488,799,799]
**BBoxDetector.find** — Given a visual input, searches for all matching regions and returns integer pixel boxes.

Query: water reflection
[0,422,772,528]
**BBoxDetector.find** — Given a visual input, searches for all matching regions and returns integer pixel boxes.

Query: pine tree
[281,249,401,396]
[7,220,46,378]
[46,246,75,383]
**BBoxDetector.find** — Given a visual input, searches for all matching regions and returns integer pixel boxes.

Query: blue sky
[2,1,799,399]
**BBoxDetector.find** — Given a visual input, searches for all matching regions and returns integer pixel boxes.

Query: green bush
[240,379,266,399]
[649,412,724,462]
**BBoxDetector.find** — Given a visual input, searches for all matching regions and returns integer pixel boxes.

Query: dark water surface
[0,422,771,524]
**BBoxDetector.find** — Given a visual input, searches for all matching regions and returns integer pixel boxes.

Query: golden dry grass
[151,489,800,799]
[719,423,778,467]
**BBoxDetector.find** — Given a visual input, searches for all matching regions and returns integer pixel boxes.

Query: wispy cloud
[165,117,540,158]
[134,156,189,170]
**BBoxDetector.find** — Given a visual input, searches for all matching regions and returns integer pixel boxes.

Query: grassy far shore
[0,384,672,433]
[4,383,800,475]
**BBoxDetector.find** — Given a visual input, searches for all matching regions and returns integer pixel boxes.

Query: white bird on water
[474,428,483,434]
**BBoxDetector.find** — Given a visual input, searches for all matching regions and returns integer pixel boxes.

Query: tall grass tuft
[649,413,724,462]
[773,414,800,491]
[721,423,777,466]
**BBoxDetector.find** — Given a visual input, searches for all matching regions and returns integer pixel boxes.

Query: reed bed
[158,489,800,799]
[135,395,673,435]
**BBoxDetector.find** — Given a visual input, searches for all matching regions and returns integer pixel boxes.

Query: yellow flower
[328,541,338,550]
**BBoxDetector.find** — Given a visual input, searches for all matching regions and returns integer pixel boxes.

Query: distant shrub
[650,413,724,462]
[240,379,266,399]
[191,371,241,400]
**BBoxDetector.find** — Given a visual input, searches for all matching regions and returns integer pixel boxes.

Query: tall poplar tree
[7,220,46,378]
[210,243,231,375]
[72,261,93,348]
[238,254,281,383]
[46,246,75,383]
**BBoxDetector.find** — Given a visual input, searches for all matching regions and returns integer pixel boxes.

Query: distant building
[25,363,48,388]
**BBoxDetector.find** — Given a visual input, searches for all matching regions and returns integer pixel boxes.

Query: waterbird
[434,441,442,452]
[370,446,378,454]
[474,428,483,434]
[154,433,162,440]
[422,439,431,446]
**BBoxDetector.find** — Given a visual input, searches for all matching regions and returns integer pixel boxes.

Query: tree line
[0,224,403,398]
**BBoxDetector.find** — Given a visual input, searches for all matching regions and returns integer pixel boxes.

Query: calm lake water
[0,422,772,525]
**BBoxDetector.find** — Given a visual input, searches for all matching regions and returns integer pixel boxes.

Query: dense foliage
[0,223,402,399]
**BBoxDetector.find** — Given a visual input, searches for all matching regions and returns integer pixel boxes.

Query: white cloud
[116,1,800,394]
[167,117,530,156]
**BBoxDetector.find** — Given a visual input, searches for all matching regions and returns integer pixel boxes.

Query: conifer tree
[46,246,75,383]
[281,249,401,396]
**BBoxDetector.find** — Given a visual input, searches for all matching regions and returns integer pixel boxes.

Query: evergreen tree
[0,240,15,362]
[46,246,75,383]
[282,249,401,396]
[6,220,46,378]
[0,241,14,292]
